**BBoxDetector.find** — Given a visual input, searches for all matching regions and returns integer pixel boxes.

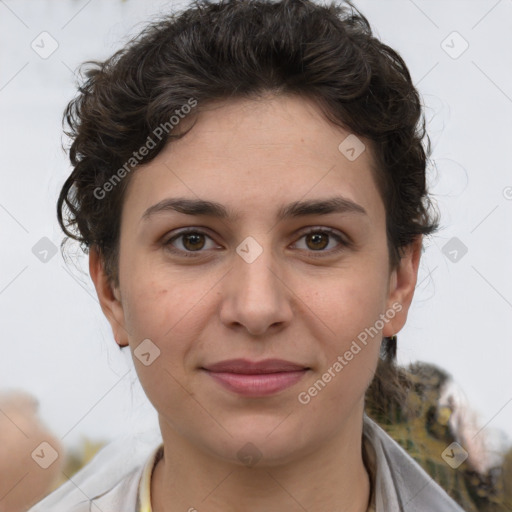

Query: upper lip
[202,358,309,374]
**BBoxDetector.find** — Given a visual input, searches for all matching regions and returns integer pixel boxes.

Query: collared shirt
[29,414,467,512]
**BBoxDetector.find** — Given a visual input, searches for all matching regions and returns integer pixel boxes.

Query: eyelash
[162,227,350,259]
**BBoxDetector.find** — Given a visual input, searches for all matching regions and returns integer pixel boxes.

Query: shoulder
[28,464,144,512]
[27,428,163,512]
[363,414,467,512]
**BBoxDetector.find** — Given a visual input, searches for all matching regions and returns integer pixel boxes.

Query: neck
[151,413,371,512]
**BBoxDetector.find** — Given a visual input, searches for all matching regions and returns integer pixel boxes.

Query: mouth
[200,358,310,396]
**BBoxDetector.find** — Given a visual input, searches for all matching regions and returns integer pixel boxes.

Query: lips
[201,358,310,396]
[202,358,309,374]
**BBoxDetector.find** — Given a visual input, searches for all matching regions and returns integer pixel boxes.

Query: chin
[207,416,313,467]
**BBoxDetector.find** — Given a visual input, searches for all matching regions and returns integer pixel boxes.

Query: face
[91,94,421,465]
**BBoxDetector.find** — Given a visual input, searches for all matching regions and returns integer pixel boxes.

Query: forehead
[122,94,384,224]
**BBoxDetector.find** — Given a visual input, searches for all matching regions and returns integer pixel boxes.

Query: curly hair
[57,0,439,409]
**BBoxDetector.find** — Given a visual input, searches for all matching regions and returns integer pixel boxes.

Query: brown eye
[181,232,206,251]
[164,229,218,257]
[305,232,329,251]
[293,227,348,256]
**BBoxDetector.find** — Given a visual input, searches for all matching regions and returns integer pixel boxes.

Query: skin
[90,93,422,512]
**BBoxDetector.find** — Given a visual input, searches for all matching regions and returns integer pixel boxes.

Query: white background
[1,0,511,456]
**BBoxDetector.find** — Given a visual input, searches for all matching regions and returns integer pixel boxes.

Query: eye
[293,227,348,256]
[163,229,218,257]
[163,227,349,258]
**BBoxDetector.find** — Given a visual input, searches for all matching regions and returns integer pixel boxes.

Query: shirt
[29,414,467,511]
[136,441,376,511]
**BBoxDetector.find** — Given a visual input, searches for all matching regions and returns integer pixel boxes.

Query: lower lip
[203,369,308,396]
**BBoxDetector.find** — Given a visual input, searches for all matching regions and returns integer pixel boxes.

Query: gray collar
[362,414,466,511]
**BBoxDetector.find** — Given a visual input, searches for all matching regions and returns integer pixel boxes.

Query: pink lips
[201,358,309,396]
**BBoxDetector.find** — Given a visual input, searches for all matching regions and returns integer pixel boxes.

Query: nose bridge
[220,233,292,335]
[234,234,281,302]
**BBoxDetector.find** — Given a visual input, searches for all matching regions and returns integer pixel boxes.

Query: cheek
[303,265,389,387]
[120,280,200,411]
[119,248,204,340]
[312,268,390,339]
[123,282,198,341]
[303,285,384,417]
[120,269,214,377]
[122,284,169,340]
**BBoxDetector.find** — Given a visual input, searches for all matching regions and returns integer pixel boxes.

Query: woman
[30,0,467,510]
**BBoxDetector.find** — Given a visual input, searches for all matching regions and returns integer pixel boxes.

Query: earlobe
[383,236,423,337]
[89,247,129,347]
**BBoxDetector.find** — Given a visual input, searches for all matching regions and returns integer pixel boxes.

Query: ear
[382,235,423,337]
[89,246,129,347]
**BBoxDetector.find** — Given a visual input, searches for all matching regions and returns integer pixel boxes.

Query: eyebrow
[141,196,367,222]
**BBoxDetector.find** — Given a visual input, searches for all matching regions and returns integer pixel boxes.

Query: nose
[219,240,293,337]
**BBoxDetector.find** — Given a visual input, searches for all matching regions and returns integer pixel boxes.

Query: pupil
[184,233,203,251]
[308,233,327,250]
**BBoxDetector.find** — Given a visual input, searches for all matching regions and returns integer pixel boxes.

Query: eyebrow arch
[141,196,367,222]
